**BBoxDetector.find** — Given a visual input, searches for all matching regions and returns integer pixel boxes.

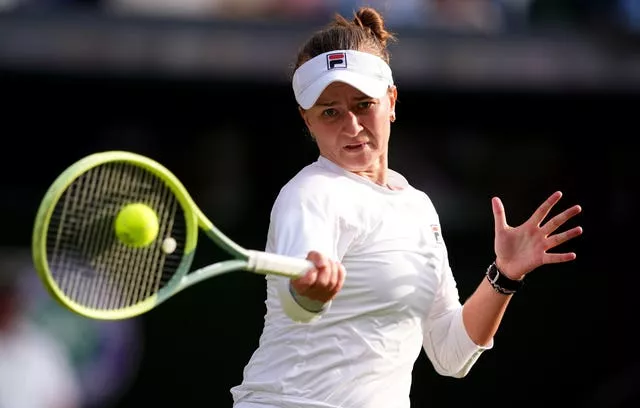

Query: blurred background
[0,0,637,407]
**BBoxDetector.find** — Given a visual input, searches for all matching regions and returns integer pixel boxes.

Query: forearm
[462,277,513,346]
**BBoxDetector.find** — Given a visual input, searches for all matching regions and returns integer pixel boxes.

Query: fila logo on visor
[326,52,347,70]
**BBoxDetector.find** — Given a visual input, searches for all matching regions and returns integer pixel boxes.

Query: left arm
[462,191,583,346]
[461,278,512,347]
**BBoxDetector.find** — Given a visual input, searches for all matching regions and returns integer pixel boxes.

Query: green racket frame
[32,151,311,320]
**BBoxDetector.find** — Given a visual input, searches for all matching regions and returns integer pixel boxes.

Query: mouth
[344,142,368,151]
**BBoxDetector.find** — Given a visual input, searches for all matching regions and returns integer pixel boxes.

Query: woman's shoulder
[279,160,347,197]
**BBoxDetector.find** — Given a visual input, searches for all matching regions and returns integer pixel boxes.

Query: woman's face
[301,82,397,180]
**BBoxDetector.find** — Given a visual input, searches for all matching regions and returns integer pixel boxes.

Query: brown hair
[293,6,396,72]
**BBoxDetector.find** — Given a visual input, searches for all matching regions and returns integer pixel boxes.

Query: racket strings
[46,161,186,311]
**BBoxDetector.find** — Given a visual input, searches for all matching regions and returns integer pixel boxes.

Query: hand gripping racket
[31,151,313,320]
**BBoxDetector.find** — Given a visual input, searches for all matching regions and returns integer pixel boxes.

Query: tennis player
[231,6,583,408]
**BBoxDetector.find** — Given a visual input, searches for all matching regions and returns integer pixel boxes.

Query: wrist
[485,262,524,295]
[494,259,525,281]
[289,282,326,313]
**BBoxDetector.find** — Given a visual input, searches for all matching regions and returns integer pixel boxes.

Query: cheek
[369,112,391,135]
[309,114,341,132]
[307,122,339,146]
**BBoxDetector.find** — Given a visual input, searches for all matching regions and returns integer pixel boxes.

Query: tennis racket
[31,150,313,320]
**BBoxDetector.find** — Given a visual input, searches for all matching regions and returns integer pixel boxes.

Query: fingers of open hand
[539,205,583,264]
[495,193,583,275]
[530,191,563,226]
[544,225,583,257]
[542,204,582,236]
[543,249,578,264]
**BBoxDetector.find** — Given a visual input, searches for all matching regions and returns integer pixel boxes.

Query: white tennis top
[231,156,492,408]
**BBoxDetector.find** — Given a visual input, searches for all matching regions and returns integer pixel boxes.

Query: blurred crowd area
[0,248,143,408]
[0,0,639,34]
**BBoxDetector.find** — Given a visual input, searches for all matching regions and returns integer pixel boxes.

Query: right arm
[265,187,348,323]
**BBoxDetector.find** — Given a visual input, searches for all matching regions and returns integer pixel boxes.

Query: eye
[357,101,374,110]
[322,108,339,118]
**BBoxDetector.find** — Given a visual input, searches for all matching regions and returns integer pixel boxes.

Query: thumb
[492,196,507,234]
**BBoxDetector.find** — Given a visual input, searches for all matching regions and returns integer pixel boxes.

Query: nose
[343,110,363,136]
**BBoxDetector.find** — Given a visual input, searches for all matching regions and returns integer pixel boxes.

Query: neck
[351,155,388,188]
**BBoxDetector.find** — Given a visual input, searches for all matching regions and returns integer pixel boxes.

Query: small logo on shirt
[431,224,443,244]
[327,52,347,70]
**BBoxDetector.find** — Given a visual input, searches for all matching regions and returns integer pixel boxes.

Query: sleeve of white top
[265,186,342,323]
[422,255,493,378]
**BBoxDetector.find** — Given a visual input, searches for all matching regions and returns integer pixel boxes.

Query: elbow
[446,366,473,379]
[431,359,473,379]
[423,307,490,378]
[430,345,487,378]
[445,371,469,379]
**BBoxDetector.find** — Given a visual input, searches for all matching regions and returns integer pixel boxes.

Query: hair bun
[352,7,394,48]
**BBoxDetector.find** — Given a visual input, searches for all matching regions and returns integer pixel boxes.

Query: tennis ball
[114,203,159,248]
[161,237,177,254]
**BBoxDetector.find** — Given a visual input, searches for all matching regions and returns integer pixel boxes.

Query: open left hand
[492,191,583,280]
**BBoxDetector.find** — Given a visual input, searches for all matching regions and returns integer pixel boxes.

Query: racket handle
[246,250,314,278]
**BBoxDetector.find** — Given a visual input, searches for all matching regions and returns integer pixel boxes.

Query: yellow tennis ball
[114,203,159,248]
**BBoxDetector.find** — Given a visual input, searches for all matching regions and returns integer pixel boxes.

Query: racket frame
[32,151,312,320]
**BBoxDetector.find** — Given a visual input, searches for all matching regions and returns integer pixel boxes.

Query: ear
[388,86,398,113]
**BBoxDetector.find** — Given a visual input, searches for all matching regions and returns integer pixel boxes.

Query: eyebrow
[315,96,373,107]
[315,101,337,107]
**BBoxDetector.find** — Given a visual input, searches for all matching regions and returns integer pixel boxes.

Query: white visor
[292,50,394,109]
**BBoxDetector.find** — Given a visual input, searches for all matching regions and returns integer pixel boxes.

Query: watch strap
[485,262,524,295]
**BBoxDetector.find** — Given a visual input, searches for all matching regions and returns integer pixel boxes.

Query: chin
[341,157,374,172]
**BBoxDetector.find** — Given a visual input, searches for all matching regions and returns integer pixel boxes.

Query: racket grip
[246,250,314,278]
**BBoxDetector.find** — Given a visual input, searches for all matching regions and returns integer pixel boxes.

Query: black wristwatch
[485,262,524,295]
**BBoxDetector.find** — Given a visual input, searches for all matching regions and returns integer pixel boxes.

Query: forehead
[316,82,369,103]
